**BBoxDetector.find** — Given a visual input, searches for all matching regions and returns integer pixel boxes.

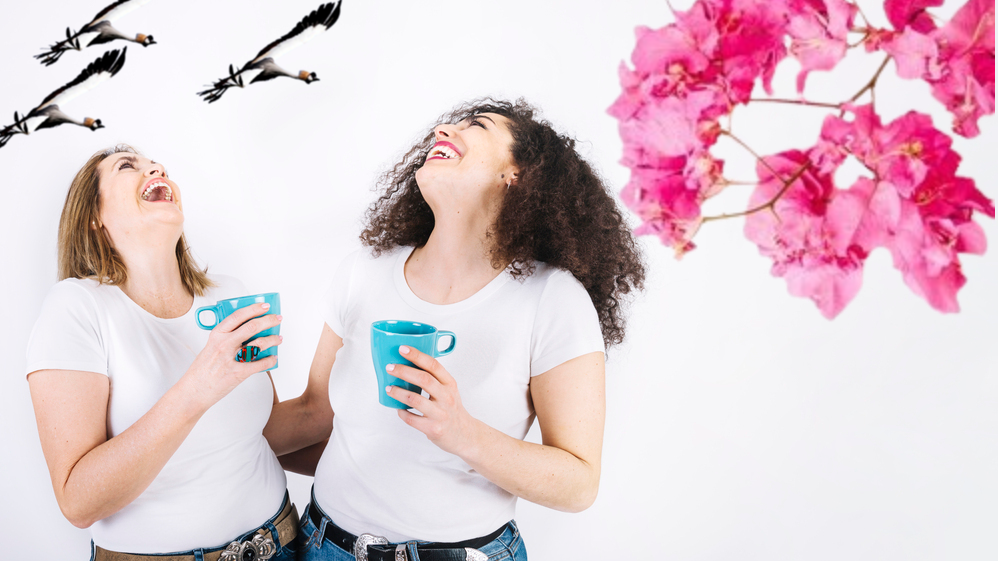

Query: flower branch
[702,162,811,224]
[611,0,995,318]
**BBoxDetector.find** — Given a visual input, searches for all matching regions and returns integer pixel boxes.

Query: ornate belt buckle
[464,547,488,561]
[354,533,389,561]
[219,532,277,561]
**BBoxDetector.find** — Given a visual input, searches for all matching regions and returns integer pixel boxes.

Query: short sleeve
[26,280,108,377]
[530,270,606,377]
[322,251,361,337]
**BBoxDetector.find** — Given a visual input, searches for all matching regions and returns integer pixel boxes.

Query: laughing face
[96,152,184,246]
[415,113,519,217]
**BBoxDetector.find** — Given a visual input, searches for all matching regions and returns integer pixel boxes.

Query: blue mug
[196,292,280,369]
[371,320,457,409]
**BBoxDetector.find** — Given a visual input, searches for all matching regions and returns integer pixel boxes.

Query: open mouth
[427,142,461,161]
[141,180,174,203]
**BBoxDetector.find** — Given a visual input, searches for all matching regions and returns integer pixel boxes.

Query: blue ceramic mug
[371,320,457,409]
[196,292,280,369]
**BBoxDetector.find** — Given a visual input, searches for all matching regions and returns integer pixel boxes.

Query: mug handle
[434,331,457,357]
[196,305,220,329]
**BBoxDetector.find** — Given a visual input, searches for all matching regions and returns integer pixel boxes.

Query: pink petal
[884,0,944,32]
[884,28,940,79]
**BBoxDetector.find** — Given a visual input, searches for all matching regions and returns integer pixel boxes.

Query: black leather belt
[306,501,506,561]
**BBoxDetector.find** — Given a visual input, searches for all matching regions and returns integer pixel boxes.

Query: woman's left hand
[386,345,481,456]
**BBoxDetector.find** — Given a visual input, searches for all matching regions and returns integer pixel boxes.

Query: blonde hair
[57,144,214,296]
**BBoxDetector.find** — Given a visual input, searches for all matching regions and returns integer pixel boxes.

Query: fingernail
[262,303,270,310]
[279,336,284,342]
[399,346,410,355]
[276,315,283,321]
[386,364,395,373]
[385,385,392,393]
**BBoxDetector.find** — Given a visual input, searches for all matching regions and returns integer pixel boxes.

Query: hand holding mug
[183,302,282,411]
[386,345,482,457]
[370,320,456,409]
[196,292,281,367]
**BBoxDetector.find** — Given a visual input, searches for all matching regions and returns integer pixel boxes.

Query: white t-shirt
[25,276,287,554]
[313,247,605,543]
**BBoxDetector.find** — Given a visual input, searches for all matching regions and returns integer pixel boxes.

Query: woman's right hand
[182,303,282,411]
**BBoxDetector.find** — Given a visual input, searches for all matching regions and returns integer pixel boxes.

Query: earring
[506,179,512,190]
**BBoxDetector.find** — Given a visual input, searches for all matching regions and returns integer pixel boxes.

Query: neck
[405,207,507,305]
[115,234,192,318]
[417,206,504,277]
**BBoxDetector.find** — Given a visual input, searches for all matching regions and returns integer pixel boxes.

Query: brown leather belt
[94,497,298,561]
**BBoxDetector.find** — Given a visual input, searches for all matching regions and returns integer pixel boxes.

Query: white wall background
[1,1,994,559]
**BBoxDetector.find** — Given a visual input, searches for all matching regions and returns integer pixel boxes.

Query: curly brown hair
[361,98,646,347]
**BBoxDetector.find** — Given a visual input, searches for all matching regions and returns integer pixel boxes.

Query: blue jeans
[89,493,298,561]
[297,499,527,561]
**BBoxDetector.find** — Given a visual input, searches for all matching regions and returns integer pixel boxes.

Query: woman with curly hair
[270,98,645,560]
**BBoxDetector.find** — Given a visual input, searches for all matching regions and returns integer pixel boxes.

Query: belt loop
[406,541,420,561]
[89,540,96,561]
[263,521,281,548]
[315,515,329,550]
[193,549,205,561]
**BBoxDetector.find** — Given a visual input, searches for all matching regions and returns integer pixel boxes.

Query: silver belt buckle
[219,532,277,561]
[465,547,488,561]
[354,533,389,561]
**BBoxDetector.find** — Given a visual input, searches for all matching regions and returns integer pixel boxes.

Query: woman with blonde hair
[26,145,297,560]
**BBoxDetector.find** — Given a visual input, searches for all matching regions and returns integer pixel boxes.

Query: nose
[434,124,455,138]
[144,163,166,177]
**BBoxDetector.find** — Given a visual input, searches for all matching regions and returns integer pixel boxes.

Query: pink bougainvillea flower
[884,27,942,79]
[888,202,987,312]
[786,0,857,92]
[820,105,995,312]
[618,90,729,158]
[744,150,875,318]
[684,150,727,197]
[819,106,959,197]
[864,111,959,197]
[884,0,996,137]
[885,0,944,33]
[711,0,790,100]
[620,164,705,256]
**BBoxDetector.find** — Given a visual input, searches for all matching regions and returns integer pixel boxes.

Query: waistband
[93,492,298,561]
[305,493,506,561]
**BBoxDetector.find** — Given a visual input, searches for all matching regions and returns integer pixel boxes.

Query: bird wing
[252,1,341,63]
[37,48,127,110]
[88,0,154,25]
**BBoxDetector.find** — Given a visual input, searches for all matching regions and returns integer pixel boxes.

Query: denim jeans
[89,493,298,561]
[297,499,528,561]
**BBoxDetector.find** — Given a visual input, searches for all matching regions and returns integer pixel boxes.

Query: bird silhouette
[2,49,127,149]
[36,0,155,66]
[198,1,342,103]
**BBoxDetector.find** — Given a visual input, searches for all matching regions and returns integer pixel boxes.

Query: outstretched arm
[264,323,341,470]
[387,348,606,513]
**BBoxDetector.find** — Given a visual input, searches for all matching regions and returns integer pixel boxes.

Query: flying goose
[198,1,342,103]
[36,0,154,66]
[1,49,127,149]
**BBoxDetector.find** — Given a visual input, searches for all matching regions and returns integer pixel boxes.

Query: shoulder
[528,263,592,303]
[355,246,407,267]
[41,278,103,310]
[339,246,408,277]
